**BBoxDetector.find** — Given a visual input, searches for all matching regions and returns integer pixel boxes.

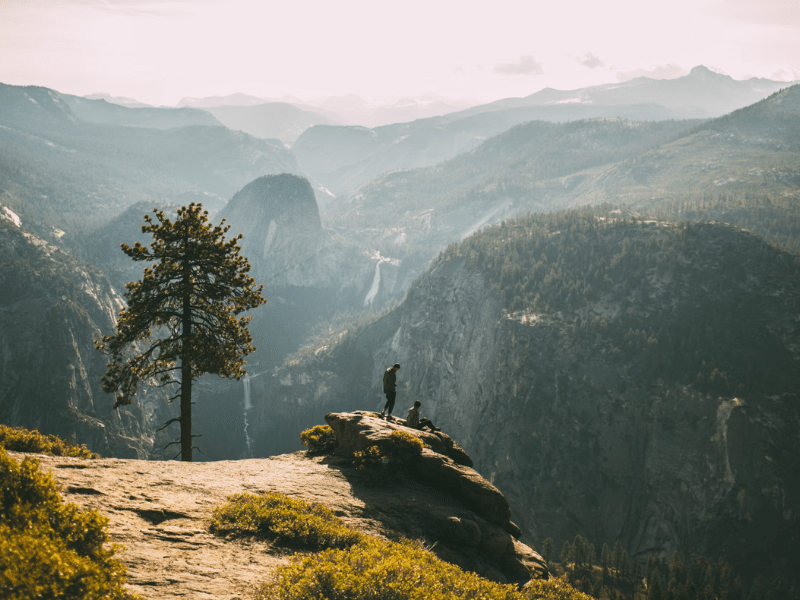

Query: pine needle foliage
[0,448,137,599]
[95,203,266,461]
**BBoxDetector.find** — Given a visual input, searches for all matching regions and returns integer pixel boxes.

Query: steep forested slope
[0,213,164,457]
[248,209,800,584]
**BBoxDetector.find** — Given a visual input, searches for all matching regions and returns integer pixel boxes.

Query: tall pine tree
[95,203,266,461]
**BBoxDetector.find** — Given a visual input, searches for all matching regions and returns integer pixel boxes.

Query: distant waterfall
[364,261,383,307]
[242,375,253,457]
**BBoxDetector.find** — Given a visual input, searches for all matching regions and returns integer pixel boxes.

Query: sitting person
[405,400,440,432]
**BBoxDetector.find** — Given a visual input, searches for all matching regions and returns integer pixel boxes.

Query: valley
[1,71,799,596]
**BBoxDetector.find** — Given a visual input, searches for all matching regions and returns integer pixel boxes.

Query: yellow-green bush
[384,430,424,463]
[354,430,424,469]
[299,424,338,454]
[209,492,361,550]
[0,424,99,458]
[0,447,135,600]
[259,536,523,600]
[521,576,596,600]
[259,537,594,600]
[353,444,384,469]
[214,490,593,600]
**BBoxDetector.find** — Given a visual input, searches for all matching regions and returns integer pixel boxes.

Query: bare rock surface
[17,418,545,598]
[24,451,343,599]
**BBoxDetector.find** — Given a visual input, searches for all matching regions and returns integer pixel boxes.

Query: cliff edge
[27,413,545,599]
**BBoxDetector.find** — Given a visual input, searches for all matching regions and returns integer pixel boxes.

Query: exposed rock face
[0,215,163,457]
[219,173,354,289]
[322,411,546,584]
[26,415,546,597]
[326,411,519,532]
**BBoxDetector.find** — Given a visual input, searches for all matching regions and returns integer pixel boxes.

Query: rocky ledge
[24,413,545,599]
[325,410,547,584]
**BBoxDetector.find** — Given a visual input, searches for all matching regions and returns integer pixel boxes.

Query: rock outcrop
[324,410,546,583]
[218,173,360,290]
[24,413,546,598]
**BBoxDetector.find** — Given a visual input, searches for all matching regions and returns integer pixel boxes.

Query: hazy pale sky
[1,0,798,106]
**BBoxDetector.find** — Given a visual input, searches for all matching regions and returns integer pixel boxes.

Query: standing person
[381,363,400,419]
[406,400,440,432]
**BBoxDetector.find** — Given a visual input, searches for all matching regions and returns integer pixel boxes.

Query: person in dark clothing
[381,363,400,418]
[406,400,439,432]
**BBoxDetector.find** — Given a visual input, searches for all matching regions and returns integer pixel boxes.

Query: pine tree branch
[156,417,181,432]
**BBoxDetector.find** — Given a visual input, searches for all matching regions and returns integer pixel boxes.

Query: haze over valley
[2,1,800,597]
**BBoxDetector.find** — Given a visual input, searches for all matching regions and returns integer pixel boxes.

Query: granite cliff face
[0,209,162,457]
[219,174,335,288]
[248,216,800,579]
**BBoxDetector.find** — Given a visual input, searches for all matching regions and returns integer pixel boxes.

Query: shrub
[520,576,596,600]
[383,430,425,463]
[299,424,338,454]
[209,492,361,550]
[258,536,523,600]
[0,424,99,458]
[0,447,135,600]
[353,444,384,470]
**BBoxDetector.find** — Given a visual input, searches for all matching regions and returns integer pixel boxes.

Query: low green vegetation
[0,447,135,599]
[352,429,425,484]
[260,536,522,600]
[353,429,425,466]
[212,491,592,600]
[209,492,361,550]
[299,424,338,454]
[0,423,99,458]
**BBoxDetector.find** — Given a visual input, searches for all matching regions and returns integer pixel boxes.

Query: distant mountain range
[0,82,301,232]
[447,66,794,121]
[80,66,796,152]
[324,83,800,272]
[290,66,798,196]
[176,92,477,130]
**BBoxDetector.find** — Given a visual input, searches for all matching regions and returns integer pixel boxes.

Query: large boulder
[322,411,546,584]
[325,410,471,465]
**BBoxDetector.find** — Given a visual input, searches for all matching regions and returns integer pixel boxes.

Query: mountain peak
[223,174,320,225]
[687,65,732,81]
[219,174,330,286]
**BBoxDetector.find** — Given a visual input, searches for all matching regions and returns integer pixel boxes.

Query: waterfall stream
[242,375,253,457]
[364,260,382,307]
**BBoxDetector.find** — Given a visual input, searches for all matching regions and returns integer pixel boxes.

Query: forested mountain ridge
[293,106,699,198]
[0,208,165,457]
[323,118,699,254]
[0,82,301,233]
[293,66,794,200]
[320,84,800,289]
[61,93,223,130]
[246,209,800,586]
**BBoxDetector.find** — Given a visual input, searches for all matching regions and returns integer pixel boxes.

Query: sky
[1,0,798,107]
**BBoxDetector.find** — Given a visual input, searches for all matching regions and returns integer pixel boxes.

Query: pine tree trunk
[181,248,193,462]
[180,360,192,462]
